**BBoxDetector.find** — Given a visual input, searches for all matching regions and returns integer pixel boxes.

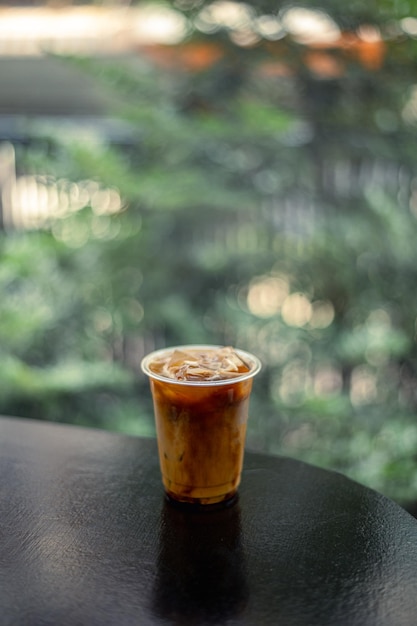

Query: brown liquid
[150,376,253,505]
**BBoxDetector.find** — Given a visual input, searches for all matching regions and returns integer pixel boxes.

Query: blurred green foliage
[2,1,417,504]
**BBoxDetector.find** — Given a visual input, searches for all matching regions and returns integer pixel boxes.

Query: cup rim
[141,344,262,386]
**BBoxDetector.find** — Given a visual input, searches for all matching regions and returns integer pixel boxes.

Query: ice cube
[151,346,250,381]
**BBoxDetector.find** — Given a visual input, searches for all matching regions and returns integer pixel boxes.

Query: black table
[1,416,417,626]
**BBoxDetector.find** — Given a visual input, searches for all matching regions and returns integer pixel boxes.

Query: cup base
[165,490,239,512]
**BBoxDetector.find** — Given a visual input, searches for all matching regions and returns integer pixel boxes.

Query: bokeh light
[281,292,312,327]
[350,365,378,406]
[280,7,340,44]
[246,275,289,318]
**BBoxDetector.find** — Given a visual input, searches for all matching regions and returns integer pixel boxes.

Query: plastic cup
[141,345,261,507]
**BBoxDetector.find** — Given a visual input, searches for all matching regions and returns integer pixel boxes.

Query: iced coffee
[141,345,261,506]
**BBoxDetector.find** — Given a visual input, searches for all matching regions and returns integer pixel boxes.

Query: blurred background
[2,0,417,507]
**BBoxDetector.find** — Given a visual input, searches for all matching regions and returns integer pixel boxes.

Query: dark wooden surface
[1,416,417,626]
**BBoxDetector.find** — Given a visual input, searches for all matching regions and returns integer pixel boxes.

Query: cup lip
[141,344,262,387]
